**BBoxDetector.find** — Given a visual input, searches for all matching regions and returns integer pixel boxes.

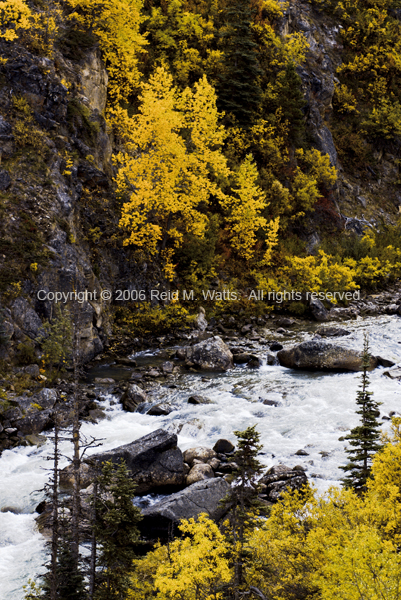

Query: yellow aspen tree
[67,0,147,103]
[154,513,232,600]
[117,67,230,259]
[222,154,279,261]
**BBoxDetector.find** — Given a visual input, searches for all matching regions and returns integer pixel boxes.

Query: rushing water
[1,315,401,600]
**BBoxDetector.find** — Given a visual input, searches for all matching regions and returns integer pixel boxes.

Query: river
[1,315,400,600]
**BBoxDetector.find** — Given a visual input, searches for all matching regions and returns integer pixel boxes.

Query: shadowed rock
[60,429,185,494]
[140,478,230,540]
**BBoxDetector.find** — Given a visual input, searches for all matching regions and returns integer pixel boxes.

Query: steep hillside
[0,0,400,376]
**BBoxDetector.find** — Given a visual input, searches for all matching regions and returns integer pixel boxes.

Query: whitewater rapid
[1,315,400,600]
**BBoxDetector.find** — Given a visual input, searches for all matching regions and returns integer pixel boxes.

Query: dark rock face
[183,336,233,372]
[277,341,379,372]
[309,298,329,322]
[121,383,148,412]
[87,429,185,494]
[0,169,11,190]
[11,298,43,339]
[260,465,308,502]
[140,478,230,540]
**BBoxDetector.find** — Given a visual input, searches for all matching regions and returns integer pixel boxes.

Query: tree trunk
[50,414,60,600]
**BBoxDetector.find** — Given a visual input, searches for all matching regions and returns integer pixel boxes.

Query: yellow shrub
[0,0,32,41]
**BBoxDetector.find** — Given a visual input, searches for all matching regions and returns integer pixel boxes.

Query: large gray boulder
[184,336,233,372]
[140,478,230,540]
[60,429,185,494]
[121,383,147,412]
[277,341,379,372]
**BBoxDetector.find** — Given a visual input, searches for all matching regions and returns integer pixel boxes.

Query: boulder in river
[121,383,147,412]
[277,341,379,372]
[259,465,308,502]
[60,429,185,494]
[186,463,214,485]
[384,367,401,380]
[140,478,230,540]
[183,336,233,372]
[316,327,351,337]
[183,446,217,465]
[213,439,235,454]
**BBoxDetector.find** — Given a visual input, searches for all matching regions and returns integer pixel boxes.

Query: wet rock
[309,297,329,321]
[278,341,379,372]
[147,403,172,416]
[183,336,233,372]
[247,356,263,368]
[188,395,212,405]
[316,327,351,337]
[259,465,308,502]
[183,446,217,466]
[121,383,147,412]
[269,342,283,351]
[377,356,396,368]
[186,463,214,485]
[94,377,115,384]
[266,353,278,365]
[25,434,47,446]
[233,352,253,364]
[262,399,279,407]
[116,358,137,366]
[295,449,309,456]
[384,367,401,380]
[213,439,235,454]
[140,478,230,540]
[88,408,106,422]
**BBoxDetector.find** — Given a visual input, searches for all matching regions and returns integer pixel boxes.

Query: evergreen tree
[340,334,383,493]
[92,460,142,600]
[217,0,262,128]
[275,62,305,144]
[221,425,265,600]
